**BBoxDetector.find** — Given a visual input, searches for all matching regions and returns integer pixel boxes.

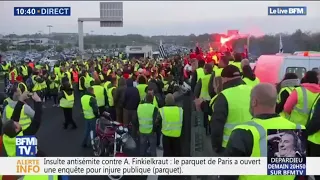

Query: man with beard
[222,83,304,180]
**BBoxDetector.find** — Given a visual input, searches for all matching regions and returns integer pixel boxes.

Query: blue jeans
[139,133,157,157]
[82,120,96,146]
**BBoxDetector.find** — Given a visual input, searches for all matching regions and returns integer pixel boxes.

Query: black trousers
[156,125,161,146]
[162,135,181,157]
[99,106,105,115]
[62,108,77,128]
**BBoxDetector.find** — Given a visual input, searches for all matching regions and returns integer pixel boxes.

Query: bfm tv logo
[16,136,39,173]
[16,136,37,157]
[268,6,307,16]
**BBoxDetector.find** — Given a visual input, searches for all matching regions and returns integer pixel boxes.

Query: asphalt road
[0,81,193,180]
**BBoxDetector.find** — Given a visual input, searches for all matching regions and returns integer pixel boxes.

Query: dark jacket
[191,71,198,92]
[79,75,86,91]
[123,78,140,110]
[148,78,164,95]
[114,78,127,108]
[307,97,320,137]
[210,78,246,153]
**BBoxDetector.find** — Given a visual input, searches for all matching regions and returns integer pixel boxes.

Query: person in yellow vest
[54,64,61,80]
[213,55,229,77]
[58,81,77,129]
[78,70,87,97]
[2,83,35,131]
[210,65,253,153]
[224,83,304,180]
[84,71,94,89]
[137,93,158,156]
[92,80,107,114]
[2,91,42,157]
[276,73,299,117]
[8,66,17,84]
[81,87,99,148]
[48,73,60,107]
[307,94,320,180]
[61,66,73,86]
[20,61,29,82]
[231,52,243,72]
[194,64,215,135]
[103,75,112,91]
[1,61,10,87]
[158,93,183,157]
[283,71,320,125]
[242,65,260,87]
[106,77,117,121]
[190,59,205,92]
[136,75,148,102]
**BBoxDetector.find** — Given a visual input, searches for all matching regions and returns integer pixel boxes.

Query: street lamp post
[47,25,53,36]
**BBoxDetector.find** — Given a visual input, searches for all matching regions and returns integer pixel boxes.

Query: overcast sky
[0,1,319,36]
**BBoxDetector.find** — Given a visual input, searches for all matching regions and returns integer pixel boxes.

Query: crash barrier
[191,99,218,180]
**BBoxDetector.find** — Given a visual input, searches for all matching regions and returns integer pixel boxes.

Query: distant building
[11,38,58,46]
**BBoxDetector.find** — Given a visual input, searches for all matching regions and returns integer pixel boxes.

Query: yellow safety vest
[107,87,115,107]
[214,66,223,77]
[277,87,293,118]
[54,67,61,78]
[208,94,218,121]
[21,175,59,180]
[35,65,42,69]
[63,71,72,84]
[2,64,9,73]
[21,65,28,76]
[220,84,253,147]
[159,106,183,137]
[59,91,74,108]
[3,131,24,157]
[196,68,205,82]
[4,97,13,105]
[307,95,320,144]
[199,74,211,100]
[137,103,156,134]
[84,74,94,88]
[136,84,148,102]
[104,81,111,91]
[49,76,59,89]
[242,77,260,87]
[235,116,304,180]
[152,97,158,108]
[5,105,32,130]
[231,61,242,72]
[81,94,96,119]
[18,82,28,92]
[289,87,319,125]
[9,70,17,81]
[92,85,105,107]
[32,75,42,92]
[40,81,47,90]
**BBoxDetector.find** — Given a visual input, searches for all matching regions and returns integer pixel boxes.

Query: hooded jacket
[114,78,127,108]
[123,78,140,110]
